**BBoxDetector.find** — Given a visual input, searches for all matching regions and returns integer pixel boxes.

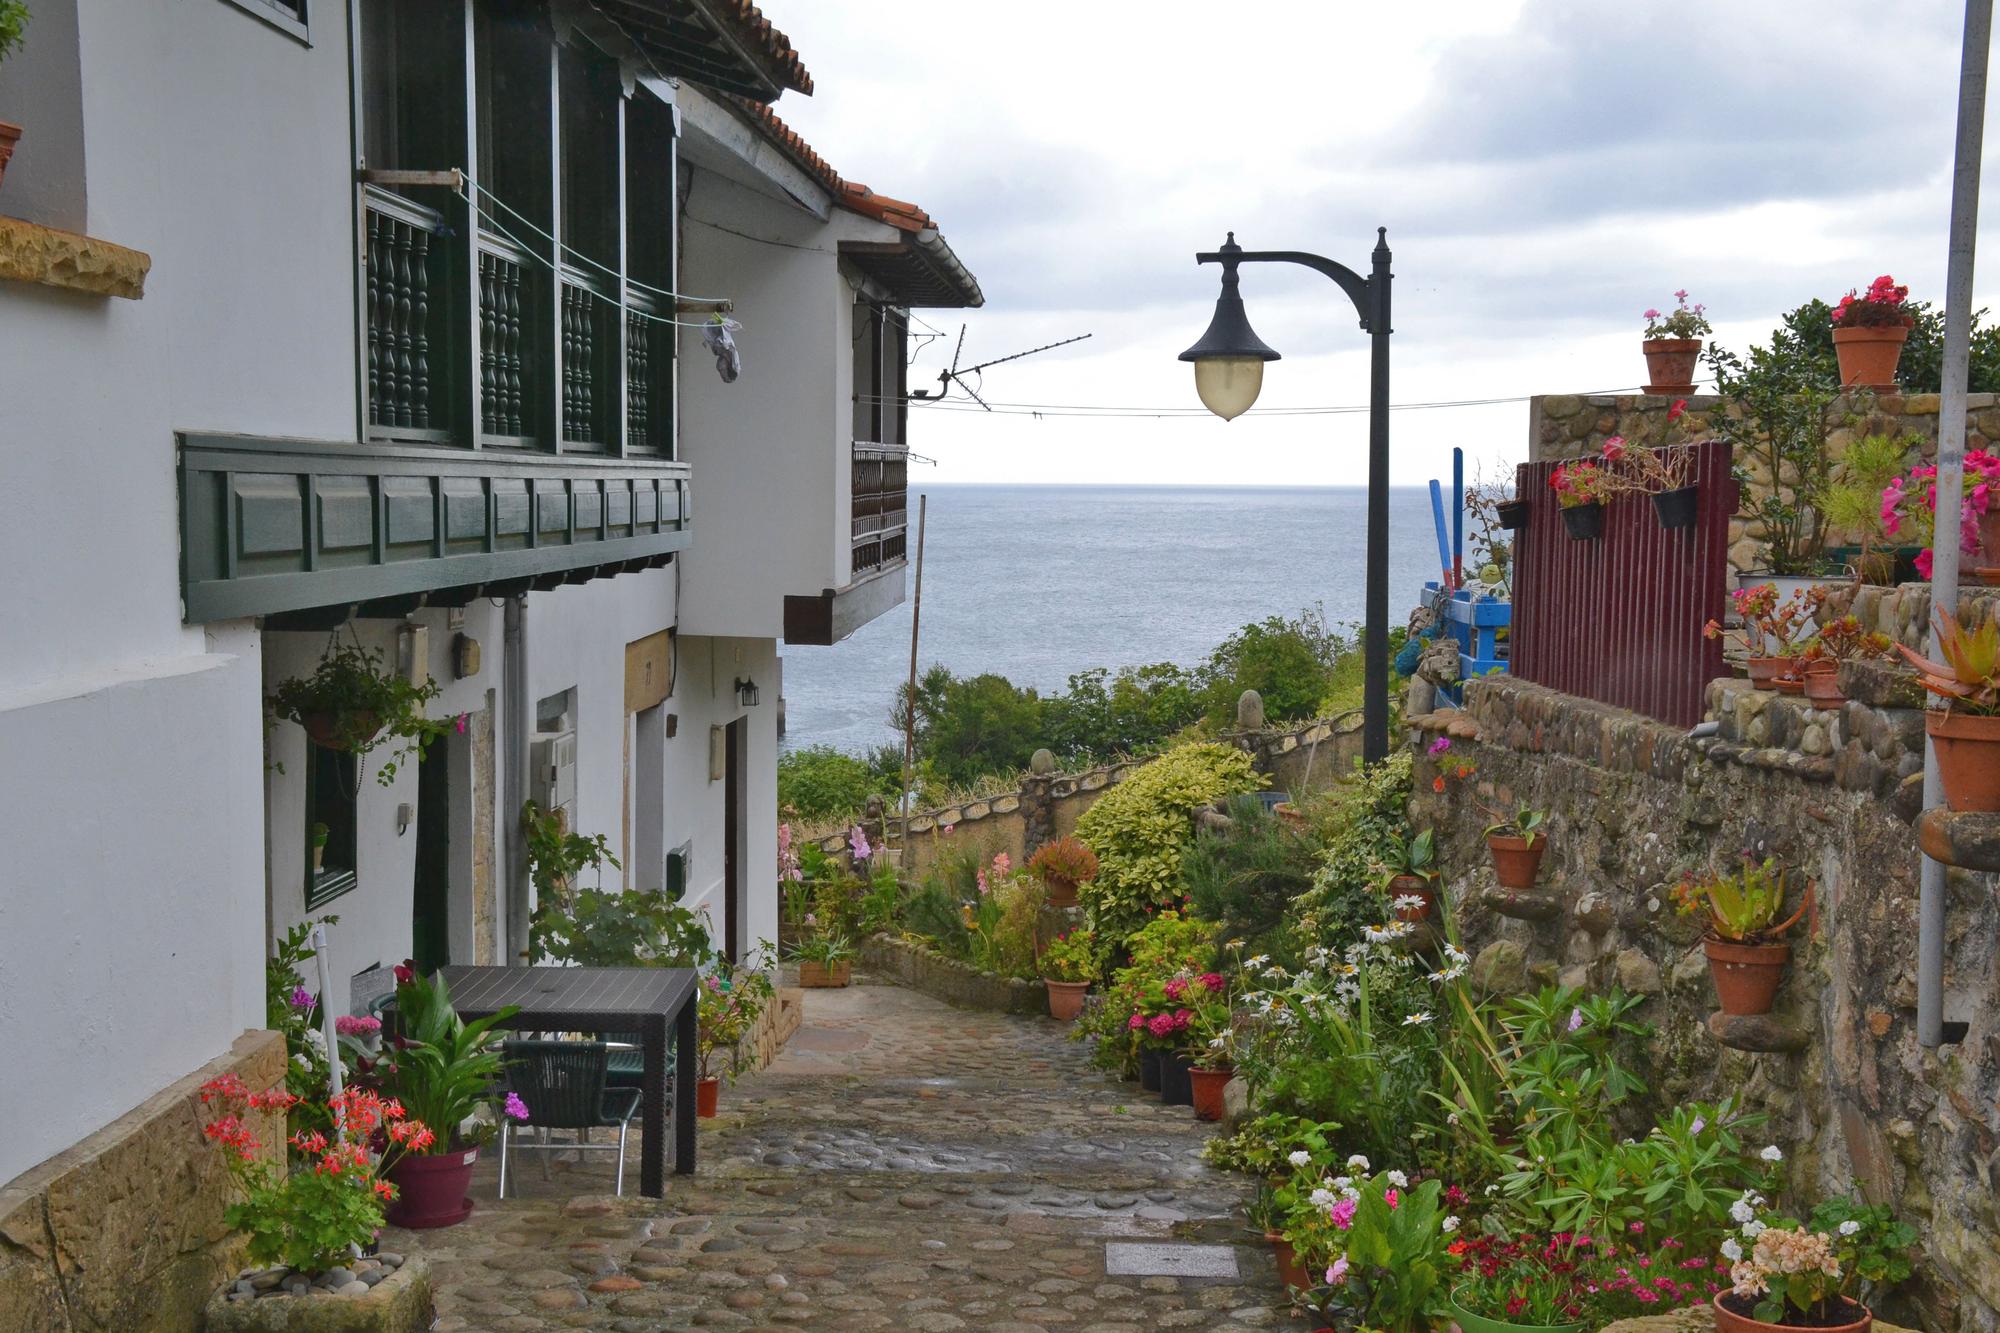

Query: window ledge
[0,216,150,300]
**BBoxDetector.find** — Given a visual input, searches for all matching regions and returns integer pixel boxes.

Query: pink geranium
[1329,1198,1357,1230]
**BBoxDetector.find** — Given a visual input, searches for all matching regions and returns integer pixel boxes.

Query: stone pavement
[394,976,1313,1331]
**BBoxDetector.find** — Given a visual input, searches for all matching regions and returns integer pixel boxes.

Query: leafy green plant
[0,1,28,64]
[1727,1197,1917,1325]
[1821,432,1919,579]
[522,799,618,908]
[1038,929,1097,983]
[269,638,449,787]
[1323,1175,1452,1331]
[1376,827,1437,886]
[778,745,893,822]
[265,918,337,1140]
[530,887,713,968]
[786,932,856,966]
[1898,611,2000,713]
[854,857,902,934]
[1181,794,1319,965]
[1482,803,1547,846]
[1075,742,1263,945]
[697,953,775,1083]
[380,963,518,1150]
[1671,856,1807,944]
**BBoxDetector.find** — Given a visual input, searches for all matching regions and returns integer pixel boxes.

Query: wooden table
[439,965,698,1197]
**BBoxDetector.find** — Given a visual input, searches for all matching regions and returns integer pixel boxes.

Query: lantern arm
[1195,248,1375,333]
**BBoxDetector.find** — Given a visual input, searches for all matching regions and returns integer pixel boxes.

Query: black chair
[497,1040,642,1198]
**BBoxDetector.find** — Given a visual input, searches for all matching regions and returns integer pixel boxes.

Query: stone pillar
[1021,752,1056,854]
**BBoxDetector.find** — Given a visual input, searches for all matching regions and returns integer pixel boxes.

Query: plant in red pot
[1671,856,1809,1017]
[1896,611,2000,811]
[1797,618,1894,711]
[1829,275,1914,390]
[1376,827,1439,923]
[0,2,27,194]
[1706,582,1827,689]
[1640,291,1712,394]
[1713,1195,1916,1333]
[1482,803,1549,890]
[377,963,519,1229]
[697,956,775,1117]
[1027,834,1098,910]
[1038,928,1097,1021]
[1181,971,1233,1120]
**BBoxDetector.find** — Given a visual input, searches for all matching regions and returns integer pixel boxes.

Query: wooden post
[900,494,929,838]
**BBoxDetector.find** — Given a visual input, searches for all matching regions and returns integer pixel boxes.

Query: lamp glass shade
[1193,357,1265,421]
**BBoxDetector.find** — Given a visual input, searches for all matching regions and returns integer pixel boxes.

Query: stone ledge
[0,215,150,299]
[1479,886,1565,921]
[1707,1011,1810,1054]
[859,933,1047,1015]
[1916,808,2000,872]
[201,1256,433,1332]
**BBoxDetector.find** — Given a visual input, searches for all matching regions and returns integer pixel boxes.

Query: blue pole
[1428,479,1453,589]
[1452,447,1465,588]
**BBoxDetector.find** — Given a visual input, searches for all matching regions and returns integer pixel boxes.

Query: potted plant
[1027,834,1099,910]
[1183,972,1233,1121]
[1602,402,1700,529]
[1641,291,1712,394]
[1706,583,1828,689]
[1483,803,1548,889]
[1312,1173,1453,1333]
[1496,494,1530,531]
[1377,827,1439,922]
[1449,1236,1590,1333]
[1038,929,1096,1021]
[1830,275,1914,390]
[1822,432,1919,583]
[788,931,856,987]
[1549,459,1618,540]
[0,2,26,193]
[1798,617,1894,711]
[1715,1197,1916,1333]
[1896,612,2000,810]
[269,639,448,787]
[310,822,329,873]
[1882,448,2000,580]
[1672,856,1809,1016]
[196,1074,436,1295]
[376,962,518,1228]
[695,958,773,1117]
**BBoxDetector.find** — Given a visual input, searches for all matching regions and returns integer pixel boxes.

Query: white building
[0,1,975,1322]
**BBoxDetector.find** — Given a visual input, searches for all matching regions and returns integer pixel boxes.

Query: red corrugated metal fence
[1509,441,1734,728]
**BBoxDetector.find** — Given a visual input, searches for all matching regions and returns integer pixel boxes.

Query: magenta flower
[289,986,314,1011]
[1643,308,1661,320]
[503,1092,530,1122]
[1329,1198,1357,1230]
[1427,735,1451,756]
[1567,1007,1583,1032]
[849,825,872,861]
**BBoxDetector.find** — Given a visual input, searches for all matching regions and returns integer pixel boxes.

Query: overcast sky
[767,0,1992,487]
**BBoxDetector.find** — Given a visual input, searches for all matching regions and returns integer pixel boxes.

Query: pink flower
[1329,1198,1357,1230]
[1326,1257,1350,1285]
[1199,973,1225,993]
[849,825,873,861]
[1643,308,1661,320]
[1674,289,1688,301]
[1427,735,1451,756]
[1385,1188,1399,1209]
[503,1092,530,1121]
[1602,436,1626,462]
[1127,1013,1145,1031]
[991,853,1011,877]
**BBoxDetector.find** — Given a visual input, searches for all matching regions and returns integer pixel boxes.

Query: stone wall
[0,1030,288,1333]
[857,934,1048,1015]
[814,714,1365,882]
[1529,391,2000,579]
[1409,677,2000,1332]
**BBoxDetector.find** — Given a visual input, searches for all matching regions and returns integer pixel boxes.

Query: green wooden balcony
[178,432,690,624]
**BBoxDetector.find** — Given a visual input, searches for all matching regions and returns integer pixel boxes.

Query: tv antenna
[910,326,1092,411]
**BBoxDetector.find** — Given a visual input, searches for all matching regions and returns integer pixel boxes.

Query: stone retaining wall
[0,1030,288,1333]
[858,934,1048,1016]
[1412,676,2000,1331]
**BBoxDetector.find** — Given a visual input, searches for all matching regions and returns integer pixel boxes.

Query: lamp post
[1180,228,1395,764]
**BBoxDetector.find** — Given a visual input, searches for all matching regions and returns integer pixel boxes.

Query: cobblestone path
[400,976,1312,1331]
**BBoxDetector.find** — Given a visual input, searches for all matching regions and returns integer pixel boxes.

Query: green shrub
[778,745,887,822]
[1201,613,1343,725]
[0,2,28,64]
[1075,742,1262,945]
[1181,793,1319,964]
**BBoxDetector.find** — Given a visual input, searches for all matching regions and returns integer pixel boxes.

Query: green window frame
[305,745,360,910]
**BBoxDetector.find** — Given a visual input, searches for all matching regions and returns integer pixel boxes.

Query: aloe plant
[1672,856,1808,944]
[1897,612,2000,714]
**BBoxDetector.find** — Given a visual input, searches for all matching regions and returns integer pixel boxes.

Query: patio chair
[497,1040,642,1198]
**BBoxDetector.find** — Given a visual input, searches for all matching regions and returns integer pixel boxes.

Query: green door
[411,744,451,975]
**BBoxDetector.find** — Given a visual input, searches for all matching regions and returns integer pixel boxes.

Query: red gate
[1509,440,1735,728]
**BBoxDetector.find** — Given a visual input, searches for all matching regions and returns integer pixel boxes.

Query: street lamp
[1180,228,1395,763]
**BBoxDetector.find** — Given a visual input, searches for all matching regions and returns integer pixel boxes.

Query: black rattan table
[439,965,698,1196]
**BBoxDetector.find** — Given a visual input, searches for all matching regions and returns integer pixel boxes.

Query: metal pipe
[1919,0,1991,1049]
[900,493,929,832]
[1364,228,1394,765]
[503,593,530,963]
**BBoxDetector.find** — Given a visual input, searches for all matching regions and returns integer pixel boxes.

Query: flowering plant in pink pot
[1715,1196,1915,1332]
[1641,292,1712,394]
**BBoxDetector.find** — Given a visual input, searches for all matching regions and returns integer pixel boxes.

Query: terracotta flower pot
[384,1147,478,1229]
[1189,1066,1232,1121]
[1832,324,1909,391]
[1773,673,1805,695]
[696,1076,720,1118]
[1803,660,1844,711]
[1486,833,1545,889]
[1713,1292,1871,1333]
[1927,709,2000,812]
[1387,874,1436,922]
[1045,979,1089,1021]
[1561,502,1604,540]
[1273,802,1308,829]
[797,960,852,988]
[1705,937,1791,1016]
[1981,508,2000,566]
[1642,337,1702,394]
[1746,656,1783,688]
[1271,1236,1312,1293]
[302,709,383,752]
[1043,875,1079,909]
[0,123,19,194]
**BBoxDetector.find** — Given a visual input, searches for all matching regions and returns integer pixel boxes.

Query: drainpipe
[1919,0,1990,1049]
[503,594,530,963]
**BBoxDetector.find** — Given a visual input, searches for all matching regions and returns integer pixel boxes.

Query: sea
[780,484,1449,756]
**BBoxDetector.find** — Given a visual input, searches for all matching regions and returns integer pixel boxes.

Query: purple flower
[289,986,315,1011]
[1427,735,1451,756]
[503,1092,530,1122]
[1567,1007,1583,1032]
[1643,308,1661,320]
[1689,1115,1707,1136]
[849,825,873,861]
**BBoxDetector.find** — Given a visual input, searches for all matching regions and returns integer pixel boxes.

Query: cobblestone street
[399,978,1310,1331]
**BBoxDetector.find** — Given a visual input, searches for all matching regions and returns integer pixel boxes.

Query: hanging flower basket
[301,710,385,752]
[1652,484,1699,530]
[1561,502,1603,540]
[1496,498,1530,531]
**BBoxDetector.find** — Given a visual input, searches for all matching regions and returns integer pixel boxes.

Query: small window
[306,745,359,909]
[219,0,310,44]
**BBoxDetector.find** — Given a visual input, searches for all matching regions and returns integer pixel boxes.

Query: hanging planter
[269,637,447,786]
[1652,484,1699,529]
[1496,498,1530,531]
[1829,275,1914,390]
[1560,502,1604,540]
[1924,711,2000,812]
[1483,805,1549,889]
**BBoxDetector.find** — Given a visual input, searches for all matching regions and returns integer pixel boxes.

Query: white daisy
[1402,1012,1433,1026]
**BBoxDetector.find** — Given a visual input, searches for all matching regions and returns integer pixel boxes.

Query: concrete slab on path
[1103,1241,1242,1278]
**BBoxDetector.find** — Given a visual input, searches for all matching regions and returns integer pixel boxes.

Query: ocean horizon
[779,482,1450,757]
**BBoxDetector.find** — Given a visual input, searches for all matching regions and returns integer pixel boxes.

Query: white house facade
[0,1,975,1325]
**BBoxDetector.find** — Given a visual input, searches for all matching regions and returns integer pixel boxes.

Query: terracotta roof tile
[711,0,813,97]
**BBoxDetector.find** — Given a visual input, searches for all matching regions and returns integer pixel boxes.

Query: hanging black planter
[1561,502,1605,540]
[1496,499,1530,531]
[1139,1047,1163,1092]
[1160,1052,1195,1106]
[1652,485,1699,530]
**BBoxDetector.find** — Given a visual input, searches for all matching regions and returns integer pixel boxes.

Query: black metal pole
[1364,228,1393,764]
